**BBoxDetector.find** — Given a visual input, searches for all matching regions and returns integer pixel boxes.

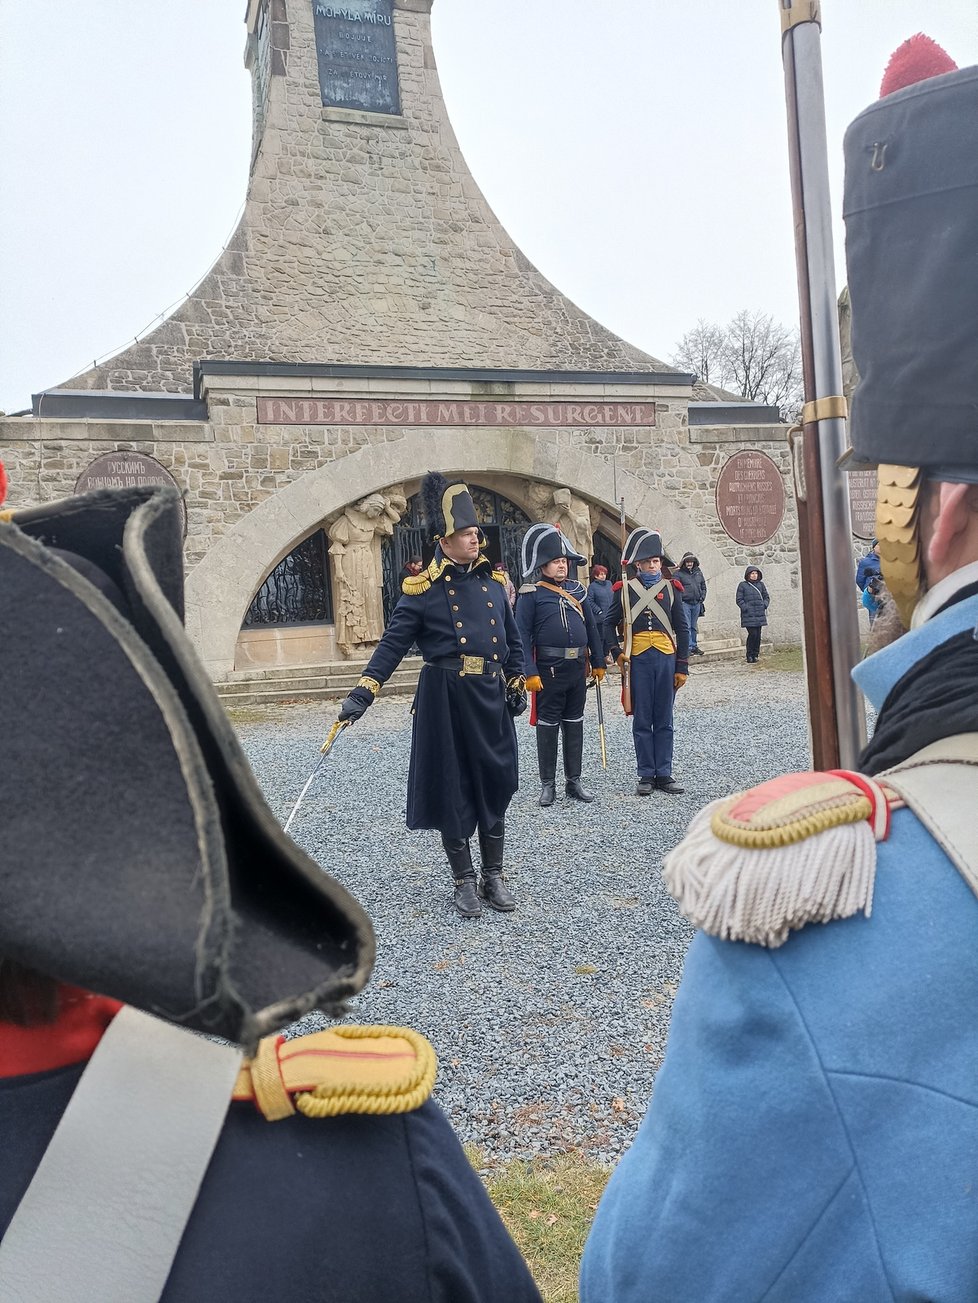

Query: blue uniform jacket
[604,578,690,672]
[1,1058,543,1303]
[581,596,978,1302]
[363,548,523,683]
[515,579,605,678]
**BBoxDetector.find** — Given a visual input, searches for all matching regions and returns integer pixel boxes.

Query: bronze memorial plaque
[313,0,401,116]
[715,450,786,547]
[75,451,186,532]
[848,468,877,541]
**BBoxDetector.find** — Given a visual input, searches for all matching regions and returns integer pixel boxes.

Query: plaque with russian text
[312,0,401,115]
[75,452,186,532]
[715,450,786,546]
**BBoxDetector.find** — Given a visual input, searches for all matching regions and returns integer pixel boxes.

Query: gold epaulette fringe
[491,569,507,585]
[234,1025,438,1121]
[663,770,892,948]
[0,509,15,523]
[402,554,453,596]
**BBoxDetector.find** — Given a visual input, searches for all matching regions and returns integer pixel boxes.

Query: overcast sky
[1,1,975,412]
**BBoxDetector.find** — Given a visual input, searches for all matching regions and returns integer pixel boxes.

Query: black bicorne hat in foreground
[844,58,978,480]
[420,471,480,542]
[0,488,375,1052]
[520,523,586,578]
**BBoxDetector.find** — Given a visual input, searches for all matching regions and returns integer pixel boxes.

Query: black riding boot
[537,724,559,807]
[442,835,481,918]
[562,720,593,803]
[478,820,516,912]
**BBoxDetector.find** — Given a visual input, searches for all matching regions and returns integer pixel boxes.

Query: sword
[283,719,349,834]
[594,676,608,769]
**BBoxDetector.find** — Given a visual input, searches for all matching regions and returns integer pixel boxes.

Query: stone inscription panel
[75,451,186,531]
[312,0,401,115]
[257,398,656,427]
[715,449,785,546]
[848,468,877,540]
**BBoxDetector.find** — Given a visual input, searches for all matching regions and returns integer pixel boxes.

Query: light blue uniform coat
[581,596,978,1302]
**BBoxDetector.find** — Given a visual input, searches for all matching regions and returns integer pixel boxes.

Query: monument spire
[60,0,667,393]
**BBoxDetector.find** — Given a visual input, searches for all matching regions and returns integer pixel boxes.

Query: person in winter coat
[855,539,881,592]
[587,564,615,660]
[677,553,707,655]
[736,565,770,662]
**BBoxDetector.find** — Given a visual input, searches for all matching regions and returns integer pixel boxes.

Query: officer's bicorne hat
[621,527,675,569]
[520,523,586,578]
[420,471,480,543]
[0,482,374,1053]
[843,37,978,621]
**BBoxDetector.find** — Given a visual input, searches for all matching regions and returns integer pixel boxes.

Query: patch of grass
[753,645,804,672]
[223,704,274,725]
[468,1150,611,1303]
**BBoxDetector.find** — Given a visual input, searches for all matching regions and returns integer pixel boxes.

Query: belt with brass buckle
[538,645,586,661]
[425,655,494,676]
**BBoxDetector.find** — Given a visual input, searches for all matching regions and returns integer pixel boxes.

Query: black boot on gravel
[442,835,481,918]
[562,721,593,803]
[478,821,516,912]
[656,776,685,795]
[635,777,655,796]
[536,724,559,807]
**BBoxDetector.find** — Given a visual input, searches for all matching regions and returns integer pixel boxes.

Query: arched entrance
[381,483,531,621]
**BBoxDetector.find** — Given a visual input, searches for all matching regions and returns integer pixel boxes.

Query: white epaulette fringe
[663,770,891,948]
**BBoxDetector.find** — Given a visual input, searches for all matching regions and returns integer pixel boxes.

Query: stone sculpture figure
[328,492,404,655]
[528,485,596,566]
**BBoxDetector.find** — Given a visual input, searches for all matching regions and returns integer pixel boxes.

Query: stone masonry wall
[0,398,795,592]
[57,0,668,395]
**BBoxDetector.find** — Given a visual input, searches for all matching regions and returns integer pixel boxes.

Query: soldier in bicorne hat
[516,523,606,807]
[0,472,542,1301]
[582,38,978,1302]
[338,473,527,919]
[604,528,689,796]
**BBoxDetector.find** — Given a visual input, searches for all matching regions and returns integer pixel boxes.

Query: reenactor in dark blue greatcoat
[516,524,606,806]
[605,527,689,796]
[339,473,527,919]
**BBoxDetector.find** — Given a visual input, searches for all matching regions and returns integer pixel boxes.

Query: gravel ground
[234,661,811,1165]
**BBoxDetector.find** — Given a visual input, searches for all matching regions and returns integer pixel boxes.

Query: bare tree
[672,319,727,387]
[672,309,803,420]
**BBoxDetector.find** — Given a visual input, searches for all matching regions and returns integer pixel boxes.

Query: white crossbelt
[0,1005,243,1303]
[881,733,978,895]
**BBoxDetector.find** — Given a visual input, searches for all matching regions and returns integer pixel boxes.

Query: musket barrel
[781,8,866,768]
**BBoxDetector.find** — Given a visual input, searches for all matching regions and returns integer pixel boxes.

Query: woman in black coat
[736,565,770,663]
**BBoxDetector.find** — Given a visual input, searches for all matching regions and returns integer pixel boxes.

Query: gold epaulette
[491,569,507,585]
[233,1025,437,1121]
[402,554,452,596]
[0,510,14,523]
[663,770,895,948]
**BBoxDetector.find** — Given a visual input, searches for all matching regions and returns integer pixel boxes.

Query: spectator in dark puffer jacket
[736,565,770,663]
[678,553,707,655]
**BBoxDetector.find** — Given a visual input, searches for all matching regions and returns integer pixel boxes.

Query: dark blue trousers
[630,648,675,778]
